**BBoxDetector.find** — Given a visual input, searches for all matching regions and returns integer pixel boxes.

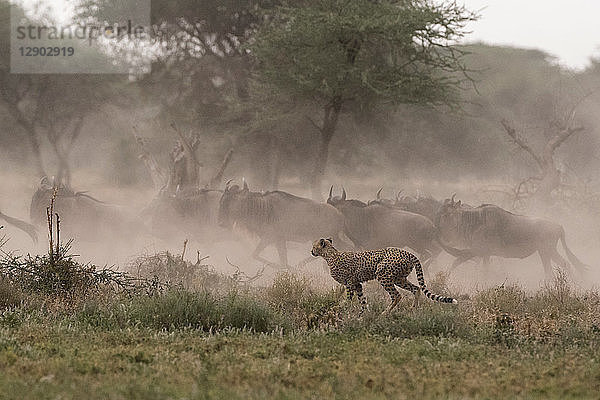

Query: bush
[0,242,145,303]
[0,277,22,310]
[127,250,257,293]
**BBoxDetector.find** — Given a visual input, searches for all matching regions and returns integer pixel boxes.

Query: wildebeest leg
[479,255,492,282]
[539,250,553,282]
[252,238,280,267]
[275,240,289,268]
[335,231,354,251]
[424,242,443,271]
[252,238,268,259]
[418,249,432,265]
[447,253,475,273]
[548,247,571,278]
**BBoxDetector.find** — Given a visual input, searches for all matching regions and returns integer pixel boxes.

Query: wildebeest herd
[4,177,587,284]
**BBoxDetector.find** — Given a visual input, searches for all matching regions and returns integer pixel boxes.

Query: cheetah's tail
[414,257,457,304]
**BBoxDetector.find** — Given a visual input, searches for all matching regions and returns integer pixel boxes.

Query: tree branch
[500,119,544,170]
[546,126,584,155]
[305,115,323,133]
[209,148,234,189]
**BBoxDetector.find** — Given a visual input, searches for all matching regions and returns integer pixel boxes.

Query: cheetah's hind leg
[397,278,421,308]
[382,295,402,316]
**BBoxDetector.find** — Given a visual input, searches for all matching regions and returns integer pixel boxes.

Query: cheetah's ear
[319,238,325,246]
[325,237,333,245]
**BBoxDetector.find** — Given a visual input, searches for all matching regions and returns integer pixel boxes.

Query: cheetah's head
[311,238,333,257]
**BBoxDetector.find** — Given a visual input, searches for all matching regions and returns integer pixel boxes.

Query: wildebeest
[395,195,443,223]
[435,195,588,279]
[0,209,38,243]
[328,187,465,264]
[29,178,140,243]
[141,187,226,243]
[369,188,443,223]
[218,181,348,267]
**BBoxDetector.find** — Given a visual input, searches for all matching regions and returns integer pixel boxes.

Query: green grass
[1,249,600,399]
[0,318,599,399]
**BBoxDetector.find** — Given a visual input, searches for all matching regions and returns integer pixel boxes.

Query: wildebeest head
[394,193,443,222]
[394,191,417,209]
[311,237,333,257]
[326,185,346,207]
[367,188,396,207]
[327,186,369,211]
[434,194,462,232]
[218,179,249,229]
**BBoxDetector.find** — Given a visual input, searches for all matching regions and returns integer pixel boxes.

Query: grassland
[1,248,600,399]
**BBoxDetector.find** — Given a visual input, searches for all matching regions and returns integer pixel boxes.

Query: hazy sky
[462,0,600,69]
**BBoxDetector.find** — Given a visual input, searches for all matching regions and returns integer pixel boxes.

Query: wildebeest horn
[341,187,347,201]
[396,190,403,201]
[451,193,456,204]
[224,179,233,191]
[242,178,249,191]
[328,185,333,201]
[376,187,383,200]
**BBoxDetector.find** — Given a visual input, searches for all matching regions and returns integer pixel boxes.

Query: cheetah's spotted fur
[311,238,457,314]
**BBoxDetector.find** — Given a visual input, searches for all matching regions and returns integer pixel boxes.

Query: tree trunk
[536,166,560,200]
[55,155,71,188]
[25,126,46,179]
[208,148,234,189]
[6,101,46,178]
[309,97,342,200]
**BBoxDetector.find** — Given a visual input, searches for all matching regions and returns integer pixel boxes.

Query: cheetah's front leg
[353,283,368,312]
[345,283,368,313]
[345,284,355,306]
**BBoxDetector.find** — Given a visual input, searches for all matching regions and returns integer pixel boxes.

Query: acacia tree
[251,0,477,198]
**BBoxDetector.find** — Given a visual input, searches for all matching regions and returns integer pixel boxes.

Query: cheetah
[311,238,457,314]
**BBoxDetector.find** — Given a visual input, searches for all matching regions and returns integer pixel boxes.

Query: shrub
[127,250,257,293]
[0,277,22,310]
[0,243,146,303]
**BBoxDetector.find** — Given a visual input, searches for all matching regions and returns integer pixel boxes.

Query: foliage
[0,244,159,302]
[251,0,477,112]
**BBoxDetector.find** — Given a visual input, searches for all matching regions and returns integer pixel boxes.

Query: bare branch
[170,121,203,188]
[131,126,168,190]
[546,126,585,155]
[305,115,323,133]
[209,148,234,189]
[500,119,544,169]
